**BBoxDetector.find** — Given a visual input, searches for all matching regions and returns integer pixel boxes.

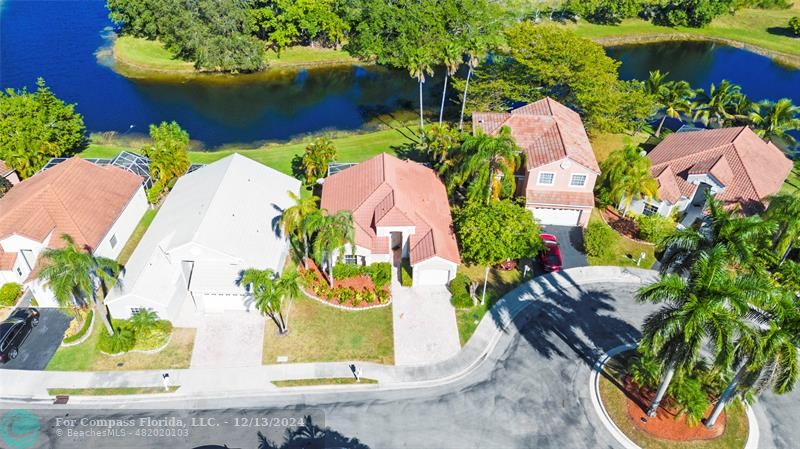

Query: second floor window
[538,172,555,185]
[570,174,587,187]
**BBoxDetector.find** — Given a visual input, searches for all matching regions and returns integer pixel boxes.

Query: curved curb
[61,312,95,347]
[590,344,760,449]
[100,332,173,357]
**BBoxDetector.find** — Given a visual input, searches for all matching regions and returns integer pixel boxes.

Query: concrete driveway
[190,311,265,368]
[0,308,71,371]
[392,285,460,366]
[541,225,588,269]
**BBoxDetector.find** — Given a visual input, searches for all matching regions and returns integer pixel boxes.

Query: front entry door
[391,232,402,267]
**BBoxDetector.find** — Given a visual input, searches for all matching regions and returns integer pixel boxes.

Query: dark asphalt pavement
[541,225,588,270]
[0,309,70,370]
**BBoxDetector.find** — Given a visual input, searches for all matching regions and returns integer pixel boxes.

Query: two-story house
[0,157,147,307]
[320,153,461,286]
[473,97,600,227]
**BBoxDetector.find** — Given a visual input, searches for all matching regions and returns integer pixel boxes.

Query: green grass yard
[272,378,377,387]
[454,264,523,346]
[587,209,656,269]
[117,208,158,266]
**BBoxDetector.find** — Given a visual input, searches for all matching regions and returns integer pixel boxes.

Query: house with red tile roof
[320,153,461,286]
[0,157,148,307]
[626,127,792,221]
[473,97,600,227]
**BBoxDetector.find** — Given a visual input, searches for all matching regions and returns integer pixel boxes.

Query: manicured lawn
[81,126,417,177]
[590,131,651,163]
[272,378,377,387]
[117,208,158,266]
[262,294,394,364]
[779,167,800,196]
[454,264,523,346]
[588,209,656,268]
[46,322,195,371]
[48,387,179,396]
[570,4,800,64]
[266,46,360,68]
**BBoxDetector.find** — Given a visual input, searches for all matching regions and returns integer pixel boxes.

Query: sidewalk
[0,267,658,403]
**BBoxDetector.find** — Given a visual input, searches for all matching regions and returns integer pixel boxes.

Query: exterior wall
[686,174,724,195]
[333,244,390,266]
[411,257,458,286]
[525,158,598,200]
[375,225,416,258]
[27,277,59,307]
[108,295,172,320]
[626,198,680,218]
[93,186,148,260]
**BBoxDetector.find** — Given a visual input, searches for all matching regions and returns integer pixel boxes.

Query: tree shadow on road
[256,415,370,449]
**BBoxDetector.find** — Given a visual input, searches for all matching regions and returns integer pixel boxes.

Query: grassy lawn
[272,378,377,387]
[779,167,800,196]
[570,4,800,65]
[590,131,651,163]
[116,208,158,266]
[46,323,195,371]
[454,264,523,346]
[114,36,360,75]
[598,362,748,449]
[81,126,417,177]
[262,294,394,364]
[588,209,656,268]
[48,387,179,396]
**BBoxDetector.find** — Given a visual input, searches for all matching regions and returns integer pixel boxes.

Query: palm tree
[659,194,777,274]
[636,246,770,417]
[458,52,483,132]
[408,49,434,131]
[644,70,670,97]
[705,306,799,427]
[749,98,800,146]
[600,144,659,215]
[130,308,159,336]
[766,194,800,264]
[654,80,695,137]
[301,138,337,185]
[312,211,355,288]
[239,268,301,334]
[439,43,462,125]
[280,192,321,268]
[692,80,743,128]
[38,234,121,335]
[449,127,520,204]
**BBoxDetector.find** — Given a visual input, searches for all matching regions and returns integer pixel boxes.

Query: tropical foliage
[0,78,86,178]
[279,191,323,267]
[0,283,22,307]
[645,71,695,136]
[142,121,190,203]
[239,268,301,334]
[312,211,356,288]
[596,144,659,215]
[445,127,520,204]
[300,138,336,185]
[791,16,800,36]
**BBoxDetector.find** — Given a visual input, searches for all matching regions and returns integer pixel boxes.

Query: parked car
[0,308,39,363]
[539,234,563,272]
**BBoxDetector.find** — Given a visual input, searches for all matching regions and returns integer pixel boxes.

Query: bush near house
[584,220,617,260]
[331,262,392,289]
[97,318,172,354]
[0,283,22,307]
[448,273,474,308]
[635,213,676,244]
[301,261,390,308]
[62,310,94,344]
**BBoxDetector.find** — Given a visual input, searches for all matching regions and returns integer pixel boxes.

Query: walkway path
[391,283,460,366]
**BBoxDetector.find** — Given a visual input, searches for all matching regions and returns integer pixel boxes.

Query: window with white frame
[16,267,22,276]
[130,307,143,316]
[643,203,659,216]
[537,172,555,185]
[343,254,362,265]
[109,234,118,248]
[569,174,587,187]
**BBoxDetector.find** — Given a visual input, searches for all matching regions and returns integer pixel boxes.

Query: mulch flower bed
[299,260,390,308]
[622,376,726,441]
[601,207,643,240]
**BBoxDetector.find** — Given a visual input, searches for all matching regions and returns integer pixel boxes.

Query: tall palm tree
[654,80,695,137]
[749,98,800,146]
[600,144,659,215]
[449,127,520,204]
[279,192,320,268]
[458,52,483,132]
[38,234,121,335]
[636,246,770,417]
[312,211,355,288]
[239,268,300,334]
[692,80,743,128]
[765,193,800,264]
[439,43,462,125]
[408,49,434,131]
[705,307,799,427]
[644,70,670,97]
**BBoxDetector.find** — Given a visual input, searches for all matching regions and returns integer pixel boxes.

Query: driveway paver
[190,311,265,368]
[391,284,460,366]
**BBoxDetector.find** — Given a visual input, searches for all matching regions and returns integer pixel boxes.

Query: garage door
[532,208,581,226]
[199,293,250,313]
[414,269,450,286]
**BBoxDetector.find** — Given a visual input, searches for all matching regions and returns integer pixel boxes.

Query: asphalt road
[12,284,659,449]
[0,309,70,370]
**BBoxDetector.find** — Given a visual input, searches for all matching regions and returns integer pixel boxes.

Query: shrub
[584,221,616,259]
[98,322,136,354]
[400,260,413,287]
[667,373,710,426]
[376,288,390,304]
[0,283,22,307]
[448,273,473,308]
[367,262,391,289]
[332,263,364,280]
[635,213,675,243]
[790,16,800,36]
[62,310,94,344]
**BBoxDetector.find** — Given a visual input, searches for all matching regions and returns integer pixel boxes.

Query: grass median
[272,378,377,388]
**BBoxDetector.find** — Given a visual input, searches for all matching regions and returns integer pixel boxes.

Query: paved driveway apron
[0,309,70,371]
[392,285,461,366]
[190,311,265,368]
[541,225,588,269]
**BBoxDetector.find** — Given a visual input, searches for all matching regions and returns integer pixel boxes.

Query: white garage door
[199,293,250,313]
[414,269,450,286]
[532,208,581,226]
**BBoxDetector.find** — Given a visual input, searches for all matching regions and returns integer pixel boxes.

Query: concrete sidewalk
[0,267,658,402]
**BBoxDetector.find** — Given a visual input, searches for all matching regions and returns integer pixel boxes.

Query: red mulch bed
[622,376,725,441]
[300,260,389,308]
[601,207,642,240]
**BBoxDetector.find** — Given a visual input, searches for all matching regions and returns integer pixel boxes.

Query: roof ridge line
[189,155,237,244]
[729,131,763,198]
[49,183,92,248]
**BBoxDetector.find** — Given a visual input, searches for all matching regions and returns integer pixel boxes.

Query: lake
[1,1,798,148]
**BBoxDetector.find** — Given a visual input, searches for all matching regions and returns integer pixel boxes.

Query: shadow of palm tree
[256,415,370,449]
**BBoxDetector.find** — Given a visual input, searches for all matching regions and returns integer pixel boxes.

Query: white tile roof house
[106,154,301,326]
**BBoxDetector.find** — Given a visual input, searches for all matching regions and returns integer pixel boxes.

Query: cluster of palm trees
[597,143,659,214]
[635,193,800,427]
[646,70,800,146]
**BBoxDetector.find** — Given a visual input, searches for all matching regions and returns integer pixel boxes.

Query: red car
[539,234,563,272]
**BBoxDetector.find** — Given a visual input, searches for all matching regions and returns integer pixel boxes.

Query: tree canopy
[0,78,86,178]
[142,121,191,203]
